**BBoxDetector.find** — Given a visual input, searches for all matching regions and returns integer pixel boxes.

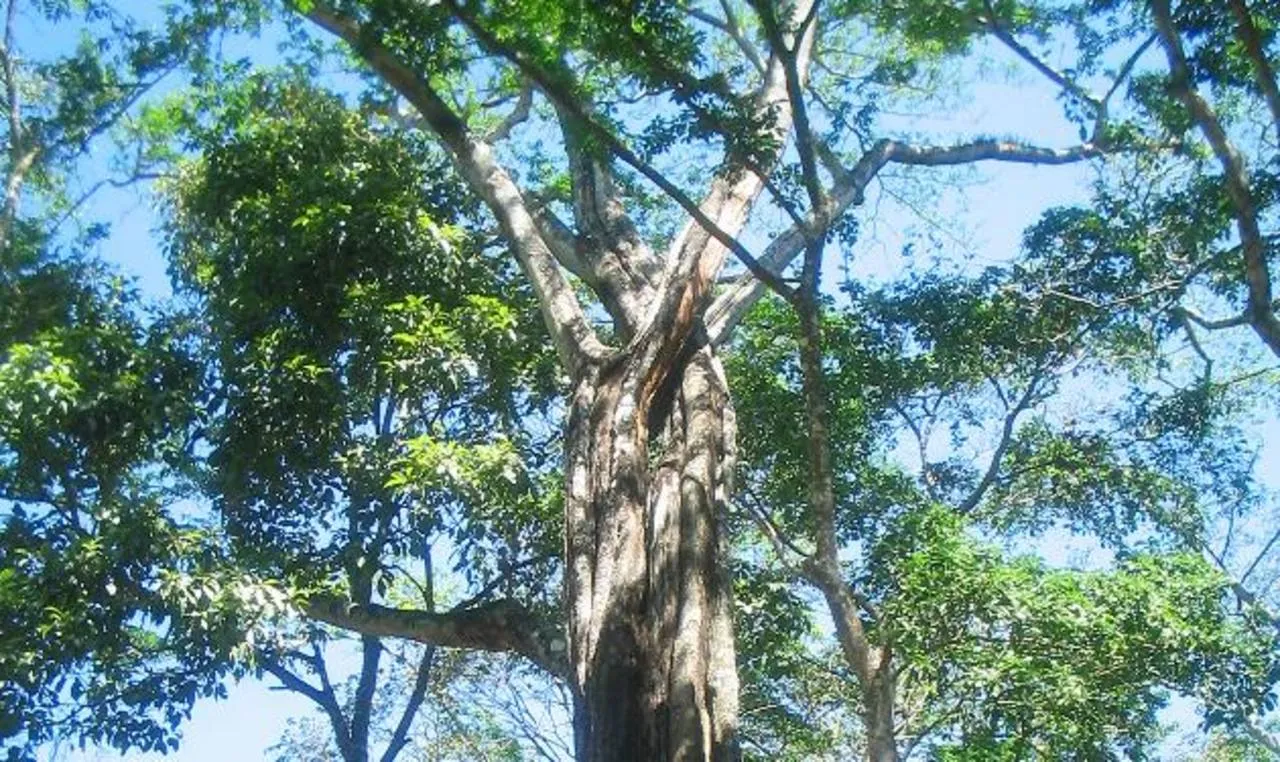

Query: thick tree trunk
[564,344,740,762]
[863,664,898,762]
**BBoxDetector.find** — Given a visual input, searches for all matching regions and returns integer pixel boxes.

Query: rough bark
[564,343,740,762]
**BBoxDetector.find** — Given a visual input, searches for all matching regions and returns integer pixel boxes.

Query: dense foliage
[3,0,1280,760]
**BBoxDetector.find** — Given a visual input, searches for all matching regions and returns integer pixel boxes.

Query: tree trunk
[564,343,740,762]
[863,662,898,762]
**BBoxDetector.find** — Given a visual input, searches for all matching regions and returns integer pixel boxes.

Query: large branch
[706,137,1103,343]
[1227,0,1280,146]
[551,102,661,334]
[446,0,804,320]
[305,4,608,375]
[304,596,567,679]
[1152,0,1280,358]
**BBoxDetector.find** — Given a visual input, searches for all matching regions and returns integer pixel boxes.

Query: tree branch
[689,2,766,76]
[957,373,1044,514]
[483,83,533,143]
[445,0,798,313]
[0,0,31,251]
[1227,0,1280,146]
[304,3,609,375]
[349,635,381,756]
[1152,0,1280,358]
[380,646,435,762]
[264,660,357,762]
[1244,715,1280,755]
[706,136,1103,343]
[1173,304,1254,331]
[979,0,1101,114]
[303,596,567,679]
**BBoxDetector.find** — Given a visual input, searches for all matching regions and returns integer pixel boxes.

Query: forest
[3,0,1280,760]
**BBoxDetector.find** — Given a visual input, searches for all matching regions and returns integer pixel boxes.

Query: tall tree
[272,1,1120,759]
[7,1,1280,761]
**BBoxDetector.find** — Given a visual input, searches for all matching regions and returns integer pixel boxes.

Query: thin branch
[741,492,812,571]
[1172,304,1253,331]
[484,84,533,143]
[688,4,765,75]
[1240,525,1280,587]
[1174,308,1216,377]
[263,660,356,761]
[380,645,436,762]
[1103,33,1157,108]
[48,171,166,235]
[451,553,549,612]
[707,135,1103,344]
[957,372,1045,514]
[979,0,1101,114]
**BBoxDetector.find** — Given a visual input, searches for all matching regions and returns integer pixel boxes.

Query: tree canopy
[3,0,1280,760]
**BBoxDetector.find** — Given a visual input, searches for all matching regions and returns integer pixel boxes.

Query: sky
[24,4,1276,760]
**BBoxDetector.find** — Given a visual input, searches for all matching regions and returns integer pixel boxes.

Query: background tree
[159,71,563,762]
[0,1,276,754]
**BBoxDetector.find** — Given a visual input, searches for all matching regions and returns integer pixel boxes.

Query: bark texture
[564,344,740,762]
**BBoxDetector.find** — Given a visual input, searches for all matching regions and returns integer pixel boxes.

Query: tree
[160,70,562,762]
[0,1,275,754]
[6,1,1280,761]
[274,2,1133,758]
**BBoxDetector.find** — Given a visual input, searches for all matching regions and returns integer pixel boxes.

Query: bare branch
[1173,304,1253,331]
[350,635,382,756]
[380,646,435,762]
[957,373,1045,514]
[1102,33,1157,108]
[303,596,567,679]
[263,660,357,761]
[979,0,1101,114]
[1241,525,1280,587]
[706,136,1103,343]
[484,84,533,143]
[689,3,766,75]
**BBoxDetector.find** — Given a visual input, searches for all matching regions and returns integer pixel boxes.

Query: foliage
[6,0,1280,760]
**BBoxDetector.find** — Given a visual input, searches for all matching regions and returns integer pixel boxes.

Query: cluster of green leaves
[0,230,240,755]
[162,70,560,605]
[873,507,1276,759]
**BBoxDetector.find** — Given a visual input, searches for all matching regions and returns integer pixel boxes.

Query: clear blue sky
[30,7,1274,760]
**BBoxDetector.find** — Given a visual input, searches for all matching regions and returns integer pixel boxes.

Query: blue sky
[28,5,1276,760]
